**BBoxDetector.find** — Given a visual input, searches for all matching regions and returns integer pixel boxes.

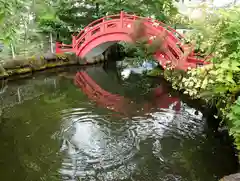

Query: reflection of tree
[120,73,159,102]
[157,129,238,181]
[0,119,27,181]
[0,77,90,181]
[0,96,65,181]
[129,129,237,181]
[87,64,167,103]
[103,61,123,85]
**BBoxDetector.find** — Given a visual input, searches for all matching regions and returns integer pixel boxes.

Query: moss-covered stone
[0,52,107,80]
[14,67,32,74]
[2,59,28,69]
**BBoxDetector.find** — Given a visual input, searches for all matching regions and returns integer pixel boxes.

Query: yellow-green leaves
[227,97,240,150]
[165,6,240,156]
[219,60,240,72]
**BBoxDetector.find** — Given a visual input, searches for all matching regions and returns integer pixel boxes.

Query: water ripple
[59,107,138,181]
[59,103,205,181]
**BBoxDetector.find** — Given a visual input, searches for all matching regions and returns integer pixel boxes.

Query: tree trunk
[10,43,15,59]
[50,32,54,53]
[24,20,28,57]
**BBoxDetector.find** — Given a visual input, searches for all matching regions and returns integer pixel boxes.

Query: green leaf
[226,71,235,83]
[219,60,240,71]
[213,86,228,94]
[201,78,208,89]
[232,106,240,116]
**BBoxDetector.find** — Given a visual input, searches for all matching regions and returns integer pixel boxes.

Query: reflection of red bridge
[56,11,209,71]
[74,71,180,115]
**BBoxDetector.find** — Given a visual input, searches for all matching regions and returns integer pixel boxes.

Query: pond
[0,62,238,181]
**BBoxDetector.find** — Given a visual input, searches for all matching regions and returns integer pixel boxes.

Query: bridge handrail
[126,14,185,41]
[77,12,183,39]
[75,13,122,39]
[72,11,207,63]
[74,19,123,50]
[74,12,186,48]
[74,12,185,50]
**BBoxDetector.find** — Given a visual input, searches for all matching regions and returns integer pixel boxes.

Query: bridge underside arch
[77,31,181,69]
[78,32,132,59]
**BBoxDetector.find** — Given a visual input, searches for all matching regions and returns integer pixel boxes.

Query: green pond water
[0,64,238,181]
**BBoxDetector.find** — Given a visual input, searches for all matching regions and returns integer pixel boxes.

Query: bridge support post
[102,18,105,31]
[55,42,60,53]
[120,11,124,28]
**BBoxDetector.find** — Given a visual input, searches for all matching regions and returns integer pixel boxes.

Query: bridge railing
[73,12,187,52]
[75,12,124,39]
[73,12,125,50]
[74,11,184,41]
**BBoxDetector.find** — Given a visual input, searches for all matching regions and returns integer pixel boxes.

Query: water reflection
[0,65,237,181]
[59,65,237,181]
[0,77,58,109]
[74,66,181,116]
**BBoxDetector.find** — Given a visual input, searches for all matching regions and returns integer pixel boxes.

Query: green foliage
[147,67,163,77]
[0,0,22,43]
[95,0,178,23]
[0,0,55,58]
[41,0,98,43]
[120,41,154,65]
[0,0,180,58]
[164,6,240,153]
[227,97,240,153]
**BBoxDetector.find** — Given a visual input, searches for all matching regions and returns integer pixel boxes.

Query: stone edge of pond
[220,173,240,181]
[0,53,105,80]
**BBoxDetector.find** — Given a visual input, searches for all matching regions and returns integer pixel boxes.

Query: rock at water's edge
[220,173,240,181]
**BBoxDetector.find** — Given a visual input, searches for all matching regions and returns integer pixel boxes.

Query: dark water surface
[0,64,238,181]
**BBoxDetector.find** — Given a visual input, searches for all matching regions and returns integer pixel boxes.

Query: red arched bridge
[56,11,209,71]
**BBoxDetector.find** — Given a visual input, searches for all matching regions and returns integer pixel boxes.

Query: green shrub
[164,6,240,152]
